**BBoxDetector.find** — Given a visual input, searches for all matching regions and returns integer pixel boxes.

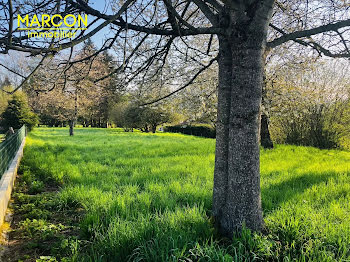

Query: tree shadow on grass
[261,171,337,213]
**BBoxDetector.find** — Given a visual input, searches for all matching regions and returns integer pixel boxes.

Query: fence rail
[0,125,26,178]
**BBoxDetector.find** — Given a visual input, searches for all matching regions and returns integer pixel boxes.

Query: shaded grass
[9,128,350,261]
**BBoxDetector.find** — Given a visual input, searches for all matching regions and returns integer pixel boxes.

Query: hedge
[164,124,216,138]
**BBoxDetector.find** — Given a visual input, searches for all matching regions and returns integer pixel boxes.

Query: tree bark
[152,125,157,133]
[260,50,274,149]
[260,113,273,149]
[213,35,235,235]
[69,91,78,136]
[69,120,74,136]
[213,3,274,236]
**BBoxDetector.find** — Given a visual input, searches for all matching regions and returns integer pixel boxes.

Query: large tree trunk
[213,4,273,236]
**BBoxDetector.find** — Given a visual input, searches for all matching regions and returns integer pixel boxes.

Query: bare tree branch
[269,23,350,58]
[8,55,48,94]
[268,19,350,48]
[0,62,26,78]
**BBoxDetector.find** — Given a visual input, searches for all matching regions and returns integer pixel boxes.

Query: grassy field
[4,128,350,261]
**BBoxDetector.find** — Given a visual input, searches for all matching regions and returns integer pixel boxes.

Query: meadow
[5,128,350,261]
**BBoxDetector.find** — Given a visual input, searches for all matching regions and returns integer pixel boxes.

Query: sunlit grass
[18,128,350,261]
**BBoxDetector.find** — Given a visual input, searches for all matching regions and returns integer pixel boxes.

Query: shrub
[164,124,216,138]
[271,103,346,149]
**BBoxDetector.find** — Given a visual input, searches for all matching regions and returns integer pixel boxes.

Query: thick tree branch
[163,0,196,30]
[269,23,350,58]
[268,19,350,48]
[192,0,218,26]
[51,0,135,53]
[6,0,13,53]
[68,0,222,36]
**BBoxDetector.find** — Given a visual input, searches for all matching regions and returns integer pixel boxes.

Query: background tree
[22,40,122,134]
[112,103,173,133]
[0,92,38,131]
[141,107,173,133]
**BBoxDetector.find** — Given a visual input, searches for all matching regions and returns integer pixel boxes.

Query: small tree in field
[0,92,38,131]
[113,103,172,133]
[141,107,172,133]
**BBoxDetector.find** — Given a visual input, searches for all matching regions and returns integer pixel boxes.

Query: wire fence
[0,125,26,179]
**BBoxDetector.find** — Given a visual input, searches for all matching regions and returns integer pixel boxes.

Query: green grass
[12,128,350,261]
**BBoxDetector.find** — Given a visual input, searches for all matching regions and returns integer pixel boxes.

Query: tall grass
[18,128,350,261]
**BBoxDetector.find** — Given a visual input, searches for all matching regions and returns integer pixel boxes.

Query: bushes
[271,103,348,149]
[164,124,216,138]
